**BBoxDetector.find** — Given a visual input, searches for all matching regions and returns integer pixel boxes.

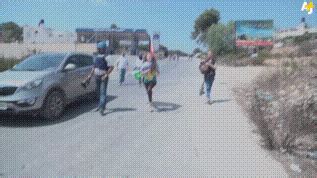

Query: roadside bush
[0,57,21,72]
[282,59,299,71]
[294,32,313,44]
[258,50,271,60]
[298,41,313,57]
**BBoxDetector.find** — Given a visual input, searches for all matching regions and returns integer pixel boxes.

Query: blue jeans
[119,68,126,84]
[95,76,108,110]
[204,75,215,100]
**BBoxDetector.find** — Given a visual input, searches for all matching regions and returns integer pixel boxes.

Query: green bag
[133,70,142,80]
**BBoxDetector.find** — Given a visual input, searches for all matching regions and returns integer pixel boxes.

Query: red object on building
[236,40,273,46]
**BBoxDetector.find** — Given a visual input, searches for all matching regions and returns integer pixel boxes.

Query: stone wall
[0,43,97,59]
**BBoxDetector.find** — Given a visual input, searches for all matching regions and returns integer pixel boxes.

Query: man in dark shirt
[86,41,114,115]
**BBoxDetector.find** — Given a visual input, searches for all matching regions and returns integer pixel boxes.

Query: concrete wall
[0,43,97,58]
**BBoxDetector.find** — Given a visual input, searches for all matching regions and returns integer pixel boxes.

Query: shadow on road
[0,95,118,128]
[152,101,181,112]
[102,107,137,116]
[212,99,232,104]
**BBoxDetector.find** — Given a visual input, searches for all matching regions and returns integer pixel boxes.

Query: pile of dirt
[234,59,317,176]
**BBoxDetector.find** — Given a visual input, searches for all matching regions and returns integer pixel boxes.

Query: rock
[308,151,317,159]
[279,90,286,96]
[290,163,302,173]
[280,148,287,153]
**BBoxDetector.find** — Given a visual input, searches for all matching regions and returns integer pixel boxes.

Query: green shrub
[294,32,312,44]
[283,60,291,67]
[258,50,271,60]
[0,58,21,72]
[298,41,313,57]
[251,50,271,65]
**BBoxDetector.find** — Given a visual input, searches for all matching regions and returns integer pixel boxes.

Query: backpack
[199,60,211,74]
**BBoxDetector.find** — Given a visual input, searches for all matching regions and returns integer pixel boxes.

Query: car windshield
[12,53,66,71]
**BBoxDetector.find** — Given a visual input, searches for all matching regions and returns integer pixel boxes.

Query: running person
[140,53,160,111]
[85,41,114,115]
[203,50,216,104]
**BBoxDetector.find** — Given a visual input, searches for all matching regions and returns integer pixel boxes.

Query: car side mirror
[64,63,76,71]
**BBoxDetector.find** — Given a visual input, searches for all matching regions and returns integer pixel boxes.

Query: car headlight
[22,79,43,90]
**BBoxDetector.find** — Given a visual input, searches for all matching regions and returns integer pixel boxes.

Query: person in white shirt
[116,53,129,85]
[135,54,144,69]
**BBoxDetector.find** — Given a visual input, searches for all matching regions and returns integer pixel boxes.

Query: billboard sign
[235,20,273,46]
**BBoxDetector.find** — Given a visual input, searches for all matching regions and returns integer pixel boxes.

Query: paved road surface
[0,58,287,176]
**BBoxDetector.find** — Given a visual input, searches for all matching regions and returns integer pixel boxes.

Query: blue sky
[2,0,317,53]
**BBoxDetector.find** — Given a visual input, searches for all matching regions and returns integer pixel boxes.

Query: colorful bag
[133,70,142,80]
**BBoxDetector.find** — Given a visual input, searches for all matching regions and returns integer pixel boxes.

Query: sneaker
[199,88,205,96]
[99,108,105,115]
[94,107,100,112]
[205,98,210,104]
[207,100,213,105]
[149,102,155,112]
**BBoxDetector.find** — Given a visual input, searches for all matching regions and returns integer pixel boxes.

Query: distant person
[251,48,258,59]
[199,50,216,104]
[84,41,114,115]
[140,53,160,112]
[116,53,129,85]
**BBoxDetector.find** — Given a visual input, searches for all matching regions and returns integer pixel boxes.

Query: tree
[192,48,202,55]
[110,23,118,29]
[0,22,23,43]
[138,44,149,52]
[192,9,220,44]
[206,21,235,55]
[159,44,168,52]
[224,21,235,51]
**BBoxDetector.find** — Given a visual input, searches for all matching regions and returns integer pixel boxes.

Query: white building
[23,25,77,44]
[274,20,317,40]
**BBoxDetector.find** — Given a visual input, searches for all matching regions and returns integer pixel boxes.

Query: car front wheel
[41,90,65,120]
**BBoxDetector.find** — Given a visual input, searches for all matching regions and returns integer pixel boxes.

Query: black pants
[144,81,156,102]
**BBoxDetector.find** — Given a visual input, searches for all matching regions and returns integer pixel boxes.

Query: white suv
[0,52,96,119]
